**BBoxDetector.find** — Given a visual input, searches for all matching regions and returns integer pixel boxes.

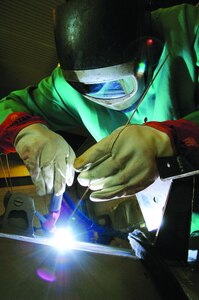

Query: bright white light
[136,178,172,231]
[51,227,76,252]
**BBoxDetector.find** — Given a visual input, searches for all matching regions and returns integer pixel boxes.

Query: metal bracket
[156,155,199,180]
[0,192,36,237]
[154,177,194,262]
[155,155,199,262]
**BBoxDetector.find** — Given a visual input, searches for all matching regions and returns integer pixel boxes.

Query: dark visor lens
[69,77,136,100]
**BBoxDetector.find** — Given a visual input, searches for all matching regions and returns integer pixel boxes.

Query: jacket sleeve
[0,67,83,154]
[0,112,48,154]
[146,4,199,168]
[146,115,199,169]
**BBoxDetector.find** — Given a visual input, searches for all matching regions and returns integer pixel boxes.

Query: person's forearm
[0,112,47,154]
[146,117,199,169]
[183,111,199,127]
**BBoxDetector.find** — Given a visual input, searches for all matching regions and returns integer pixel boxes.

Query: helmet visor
[69,75,137,101]
[63,37,163,110]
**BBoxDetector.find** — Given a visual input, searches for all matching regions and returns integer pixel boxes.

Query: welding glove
[14,123,76,196]
[74,124,174,201]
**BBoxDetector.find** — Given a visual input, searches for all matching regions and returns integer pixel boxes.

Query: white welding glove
[14,123,76,196]
[74,124,174,201]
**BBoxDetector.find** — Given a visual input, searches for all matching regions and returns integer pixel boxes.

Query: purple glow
[37,267,56,282]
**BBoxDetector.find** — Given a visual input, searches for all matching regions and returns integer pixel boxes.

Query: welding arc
[65,185,91,224]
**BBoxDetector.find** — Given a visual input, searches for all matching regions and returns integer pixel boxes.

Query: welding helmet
[53,0,163,111]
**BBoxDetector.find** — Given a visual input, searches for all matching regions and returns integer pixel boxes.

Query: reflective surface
[0,237,162,300]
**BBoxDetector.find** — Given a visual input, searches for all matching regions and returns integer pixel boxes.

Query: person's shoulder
[151,3,198,36]
[152,3,198,19]
[51,65,64,78]
[51,65,70,87]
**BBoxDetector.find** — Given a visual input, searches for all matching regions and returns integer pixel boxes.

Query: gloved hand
[74,124,174,201]
[14,123,76,196]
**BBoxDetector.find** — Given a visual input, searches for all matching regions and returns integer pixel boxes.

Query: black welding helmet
[53,0,163,111]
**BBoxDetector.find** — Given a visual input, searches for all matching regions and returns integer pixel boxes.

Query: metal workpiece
[130,156,199,300]
[155,155,199,262]
[154,176,194,262]
[156,155,199,180]
[0,231,134,258]
[0,237,162,300]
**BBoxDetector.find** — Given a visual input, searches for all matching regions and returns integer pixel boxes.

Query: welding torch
[35,185,90,233]
[35,194,63,233]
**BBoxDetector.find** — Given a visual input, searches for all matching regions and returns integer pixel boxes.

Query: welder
[0,0,198,212]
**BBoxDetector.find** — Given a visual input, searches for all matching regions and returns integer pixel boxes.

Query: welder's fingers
[77,157,156,201]
[26,154,47,196]
[77,156,122,186]
[74,127,124,172]
[80,176,146,201]
[30,168,46,196]
[53,155,75,196]
[41,164,54,194]
[89,169,156,201]
[29,162,55,196]
[14,123,76,196]
[30,157,75,196]
[53,164,67,196]
[89,185,143,202]
[65,147,76,187]
[75,124,174,201]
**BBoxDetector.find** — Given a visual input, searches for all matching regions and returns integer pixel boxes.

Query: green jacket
[0,4,198,142]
